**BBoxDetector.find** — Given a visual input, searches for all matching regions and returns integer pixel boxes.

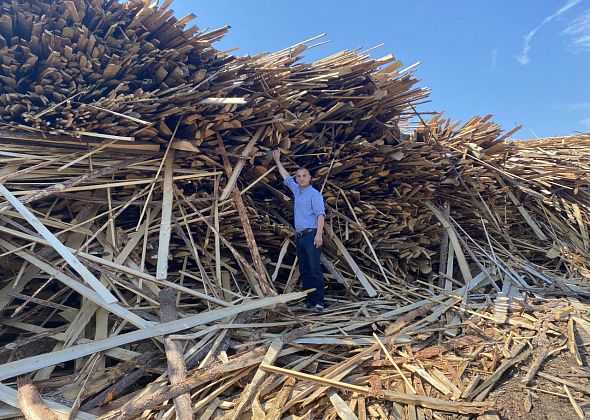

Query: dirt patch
[489,352,588,420]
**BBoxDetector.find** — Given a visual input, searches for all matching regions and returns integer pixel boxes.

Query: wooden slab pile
[0,0,589,418]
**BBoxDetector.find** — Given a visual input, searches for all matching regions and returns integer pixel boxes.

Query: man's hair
[295,167,311,176]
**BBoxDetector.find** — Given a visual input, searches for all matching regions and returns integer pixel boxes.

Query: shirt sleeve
[284,176,298,195]
[311,190,326,216]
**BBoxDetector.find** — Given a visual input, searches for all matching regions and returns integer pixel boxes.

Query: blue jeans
[295,230,324,306]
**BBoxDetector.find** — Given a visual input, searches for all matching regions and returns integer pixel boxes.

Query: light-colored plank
[563,385,585,420]
[326,224,377,297]
[260,364,491,414]
[327,389,358,420]
[227,338,284,419]
[199,97,247,105]
[219,127,265,200]
[426,202,473,283]
[156,150,175,280]
[0,291,306,381]
[0,237,150,329]
[0,183,117,304]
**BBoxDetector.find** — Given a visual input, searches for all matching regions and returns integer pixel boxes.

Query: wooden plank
[403,364,452,397]
[265,377,296,420]
[214,182,223,292]
[496,175,548,241]
[327,389,358,420]
[326,224,377,297]
[271,239,290,282]
[426,202,473,283]
[198,398,221,420]
[563,385,585,420]
[538,372,590,395]
[199,97,247,105]
[259,364,491,414]
[0,237,149,328]
[75,131,134,142]
[568,317,584,366]
[0,384,95,420]
[339,187,390,284]
[0,184,118,304]
[373,333,415,394]
[160,289,193,419]
[156,150,175,280]
[219,127,265,201]
[0,291,306,381]
[227,337,284,419]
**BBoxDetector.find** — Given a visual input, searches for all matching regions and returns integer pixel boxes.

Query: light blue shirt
[284,177,325,232]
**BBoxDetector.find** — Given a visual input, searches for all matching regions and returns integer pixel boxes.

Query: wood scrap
[16,377,59,420]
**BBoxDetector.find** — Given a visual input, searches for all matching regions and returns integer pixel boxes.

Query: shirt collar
[298,185,311,193]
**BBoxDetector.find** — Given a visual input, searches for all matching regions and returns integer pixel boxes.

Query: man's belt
[295,228,316,237]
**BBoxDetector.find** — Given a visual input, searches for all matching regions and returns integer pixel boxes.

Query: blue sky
[172,0,590,138]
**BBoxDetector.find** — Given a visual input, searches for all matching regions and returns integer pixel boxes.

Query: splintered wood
[0,0,589,419]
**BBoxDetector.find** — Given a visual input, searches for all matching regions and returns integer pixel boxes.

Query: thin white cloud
[516,0,581,65]
[551,102,590,111]
[490,48,498,70]
[568,102,590,111]
[563,9,590,51]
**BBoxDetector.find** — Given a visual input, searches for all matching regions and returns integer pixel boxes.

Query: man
[273,149,326,313]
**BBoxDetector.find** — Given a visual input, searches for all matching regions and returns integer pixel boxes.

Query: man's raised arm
[272,149,290,180]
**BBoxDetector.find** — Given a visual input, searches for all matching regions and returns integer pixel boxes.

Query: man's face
[295,169,311,188]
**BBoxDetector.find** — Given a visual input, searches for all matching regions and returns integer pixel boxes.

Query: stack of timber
[0,0,589,418]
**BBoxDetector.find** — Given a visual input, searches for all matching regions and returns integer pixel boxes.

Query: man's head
[294,168,311,189]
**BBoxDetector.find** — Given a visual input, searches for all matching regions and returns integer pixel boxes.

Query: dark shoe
[313,304,324,314]
[302,302,314,310]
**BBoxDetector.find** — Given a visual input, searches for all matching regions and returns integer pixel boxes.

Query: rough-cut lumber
[0,1,588,419]
[155,151,175,280]
[0,383,95,420]
[0,184,117,304]
[0,291,306,381]
[100,327,311,419]
[226,337,284,419]
[160,288,193,419]
[325,224,377,297]
[259,364,492,414]
[17,378,59,420]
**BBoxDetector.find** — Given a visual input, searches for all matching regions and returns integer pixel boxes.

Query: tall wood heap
[0,0,589,419]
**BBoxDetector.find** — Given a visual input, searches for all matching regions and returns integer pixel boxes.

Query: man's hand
[273,149,290,180]
[315,215,325,248]
[314,233,323,248]
[272,149,281,163]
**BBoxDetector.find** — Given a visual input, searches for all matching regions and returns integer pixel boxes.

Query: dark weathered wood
[216,132,275,296]
[101,326,312,419]
[0,154,154,213]
[80,352,159,411]
[159,288,193,420]
[465,342,533,401]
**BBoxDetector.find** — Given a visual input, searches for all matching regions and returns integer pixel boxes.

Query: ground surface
[489,352,588,420]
